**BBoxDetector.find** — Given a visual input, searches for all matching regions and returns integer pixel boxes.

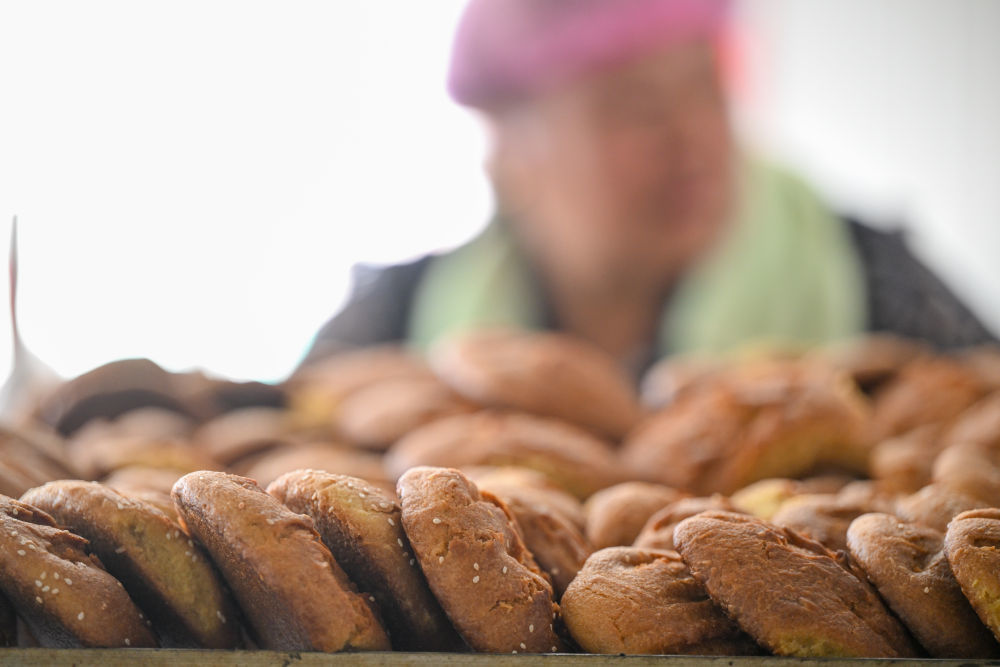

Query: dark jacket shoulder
[847,220,996,349]
[299,256,434,366]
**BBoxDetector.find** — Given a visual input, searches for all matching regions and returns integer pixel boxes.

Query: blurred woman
[303,0,994,375]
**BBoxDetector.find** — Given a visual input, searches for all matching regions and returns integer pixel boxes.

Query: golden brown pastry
[0,464,39,505]
[286,346,434,433]
[894,483,988,533]
[119,489,180,523]
[467,469,590,591]
[622,362,871,495]
[944,391,1000,448]
[673,511,920,657]
[945,508,1000,643]
[67,434,222,481]
[956,345,1000,392]
[639,355,725,409]
[500,494,591,598]
[334,376,476,451]
[633,495,741,552]
[243,442,388,490]
[465,466,585,530]
[171,471,390,651]
[872,356,988,440]
[0,494,156,648]
[429,329,642,440]
[397,467,563,653]
[932,440,1000,507]
[583,482,686,549]
[833,480,899,513]
[816,334,929,394]
[100,407,195,441]
[0,428,77,499]
[847,512,999,657]
[770,493,875,553]
[386,412,625,499]
[21,481,238,648]
[731,476,853,520]
[870,424,945,494]
[192,407,291,466]
[561,547,760,655]
[267,470,462,651]
[101,466,185,498]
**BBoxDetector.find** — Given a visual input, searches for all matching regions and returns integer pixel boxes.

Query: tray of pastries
[1,330,1000,661]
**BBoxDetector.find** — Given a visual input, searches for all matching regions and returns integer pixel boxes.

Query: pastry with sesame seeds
[945,508,1000,644]
[0,494,156,648]
[171,471,389,652]
[21,480,238,649]
[496,494,591,598]
[397,467,564,653]
[673,511,921,657]
[561,547,761,655]
[267,469,462,651]
[846,513,998,657]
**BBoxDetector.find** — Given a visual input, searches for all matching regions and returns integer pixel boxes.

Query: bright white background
[0,0,997,384]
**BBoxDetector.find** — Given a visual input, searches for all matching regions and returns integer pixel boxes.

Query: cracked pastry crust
[846,513,999,658]
[0,494,156,648]
[770,493,874,553]
[465,466,586,530]
[945,508,1000,643]
[561,546,761,655]
[171,471,389,652]
[673,511,921,658]
[397,466,563,653]
[499,494,591,598]
[21,480,239,648]
[267,469,462,651]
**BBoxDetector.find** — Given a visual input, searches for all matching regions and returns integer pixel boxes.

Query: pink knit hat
[448,0,732,108]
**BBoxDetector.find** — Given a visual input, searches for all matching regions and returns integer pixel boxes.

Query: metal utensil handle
[8,216,20,350]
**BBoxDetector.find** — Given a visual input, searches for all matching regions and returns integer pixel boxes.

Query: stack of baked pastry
[1,329,1000,656]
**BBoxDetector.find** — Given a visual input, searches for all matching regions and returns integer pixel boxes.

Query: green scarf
[408,156,867,359]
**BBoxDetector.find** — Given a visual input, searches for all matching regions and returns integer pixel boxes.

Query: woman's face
[494,41,735,292]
